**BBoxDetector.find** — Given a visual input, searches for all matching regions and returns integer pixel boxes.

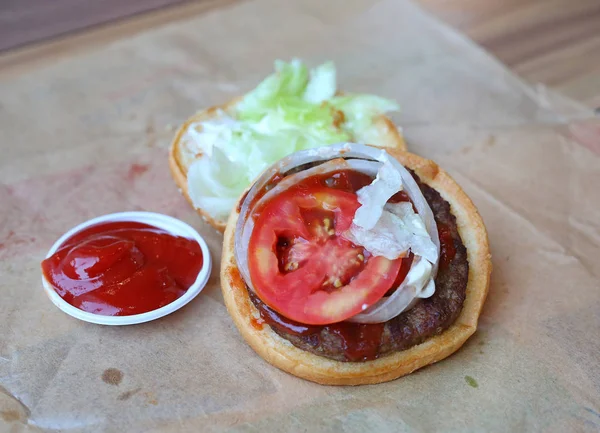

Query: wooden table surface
[419,0,600,110]
[1,0,599,109]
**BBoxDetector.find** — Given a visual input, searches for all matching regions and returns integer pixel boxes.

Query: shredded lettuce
[185,59,400,221]
[303,61,336,103]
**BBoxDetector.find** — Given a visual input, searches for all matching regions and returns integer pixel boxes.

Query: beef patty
[247,172,469,362]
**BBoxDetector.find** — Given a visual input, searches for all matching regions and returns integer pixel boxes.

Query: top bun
[169,98,407,232]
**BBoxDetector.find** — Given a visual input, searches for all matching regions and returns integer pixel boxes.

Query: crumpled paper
[0,0,598,431]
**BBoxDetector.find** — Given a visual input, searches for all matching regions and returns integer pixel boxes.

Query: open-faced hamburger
[169,60,406,232]
[221,144,491,385]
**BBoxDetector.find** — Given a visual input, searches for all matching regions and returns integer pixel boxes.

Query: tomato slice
[248,185,403,325]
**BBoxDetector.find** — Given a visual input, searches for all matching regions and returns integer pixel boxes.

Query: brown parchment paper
[1,0,599,431]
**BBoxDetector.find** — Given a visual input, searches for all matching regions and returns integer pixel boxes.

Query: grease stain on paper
[102,368,124,386]
[127,163,150,181]
[146,123,157,148]
[118,387,142,401]
[0,384,30,423]
[0,410,21,422]
[143,391,158,405]
[0,231,24,250]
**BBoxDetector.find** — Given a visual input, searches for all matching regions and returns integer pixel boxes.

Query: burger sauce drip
[388,190,411,204]
[250,317,265,331]
[249,292,384,362]
[41,221,203,316]
[329,322,385,362]
[438,224,456,268]
[226,266,246,290]
[387,253,415,296]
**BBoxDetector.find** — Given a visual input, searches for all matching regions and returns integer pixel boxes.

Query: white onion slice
[348,257,435,323]
[233,143,440,324]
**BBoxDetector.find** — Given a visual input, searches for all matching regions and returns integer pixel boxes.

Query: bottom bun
[220,149,491,385]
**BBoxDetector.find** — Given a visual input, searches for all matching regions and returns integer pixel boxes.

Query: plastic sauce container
[41,212,211,325]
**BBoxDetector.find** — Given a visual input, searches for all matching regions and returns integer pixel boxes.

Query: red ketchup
[41,221,203,316]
